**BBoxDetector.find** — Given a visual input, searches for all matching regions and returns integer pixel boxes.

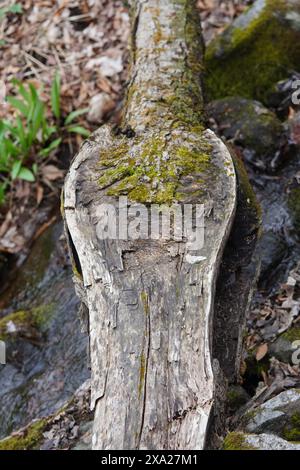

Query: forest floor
[0,0,252,256]
[3,0,300,450]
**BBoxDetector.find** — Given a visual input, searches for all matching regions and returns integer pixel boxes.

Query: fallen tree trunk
[63,0,258,450]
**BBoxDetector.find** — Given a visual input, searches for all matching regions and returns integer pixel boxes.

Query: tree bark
[63,0,256,450]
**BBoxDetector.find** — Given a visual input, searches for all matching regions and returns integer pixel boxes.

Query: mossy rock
[0,418,47,450]
[223,431,256,450]
[208,97,284,170]
[240,389,300,439]
[282,326,300,343]
[227,385,250,413]
[283,412,300,441]
[205,0,300,103]
[228,432,300,449]
[268,326,300,364]
[0,304,54,342]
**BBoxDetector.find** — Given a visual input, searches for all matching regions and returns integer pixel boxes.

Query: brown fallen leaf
[41,165,64,182]
[36,185,44,205]
[256,343,268,361]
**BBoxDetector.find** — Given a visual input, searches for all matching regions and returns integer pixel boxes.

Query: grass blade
[51,71,61,120]
[65,108,88,125]
[66,125,90,137]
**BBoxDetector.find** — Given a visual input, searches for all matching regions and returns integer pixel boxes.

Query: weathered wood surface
[63,0,242,450]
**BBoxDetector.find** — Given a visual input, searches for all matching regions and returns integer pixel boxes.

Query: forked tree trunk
[63,0,257,450]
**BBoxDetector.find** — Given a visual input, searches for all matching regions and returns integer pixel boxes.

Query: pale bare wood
[64,0,240,450]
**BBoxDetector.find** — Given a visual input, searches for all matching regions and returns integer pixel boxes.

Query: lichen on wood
[97,128,213,204]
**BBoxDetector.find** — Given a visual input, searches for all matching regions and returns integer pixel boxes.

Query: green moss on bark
[124,0,205,131]
[98,130,212,204]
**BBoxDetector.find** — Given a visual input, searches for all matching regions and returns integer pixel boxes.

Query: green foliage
[0,3,23,21]
[50,71,89,136]
[51,71,61,120]
[0,3,23,46]
[0,73,90,203]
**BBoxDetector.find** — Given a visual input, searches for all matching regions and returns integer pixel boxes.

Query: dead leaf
[42,165,64,182]
[36,185,44,205]
[256,343,268,361]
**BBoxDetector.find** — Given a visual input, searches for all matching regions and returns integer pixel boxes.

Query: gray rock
[258,231,287,280]
[240,389,300,439]
[269,327,300,364]
[72,420,93,451]
[246,433,300,450]
[224,431,300,450]
[208,97,285,171]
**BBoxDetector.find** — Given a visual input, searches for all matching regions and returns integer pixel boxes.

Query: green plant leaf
[29,83,39,102]
[0,3,23,19]
[65,108,88,125]
[51,71,61,120]
[0,182,7,204]
[6,96,29,117]
[2,119,17,135]
[18,167,35,182]
[28,100,45,145]
[0,8,8,20]
[12,79,31,104]
[16,116,28,152]
[27,83,42,122]
[0,141,10,169]
[66,125,90,137]
[11,160,22,180]
[5,138,20,157]
[32,163,38,175]
[9,4,23,14]
[39,137,62,157]
[43,124,56,140]
[0,120,8,138]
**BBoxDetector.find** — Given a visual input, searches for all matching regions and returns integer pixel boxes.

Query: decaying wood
[63,0,257,450]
